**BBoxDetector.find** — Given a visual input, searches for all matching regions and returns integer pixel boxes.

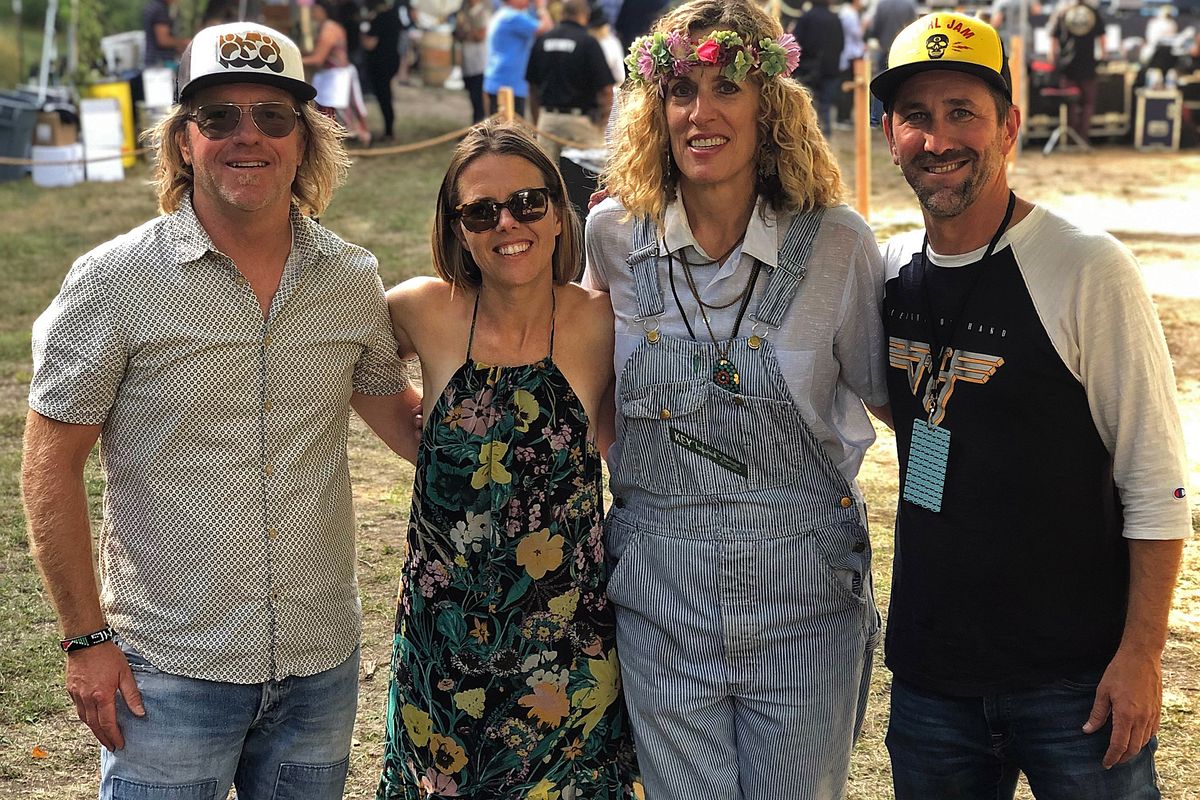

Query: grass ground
[0,84,1198,798]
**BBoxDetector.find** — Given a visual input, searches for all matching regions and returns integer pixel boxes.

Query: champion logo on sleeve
[1174,487,1187,499]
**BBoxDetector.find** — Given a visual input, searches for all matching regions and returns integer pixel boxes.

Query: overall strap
[752,207,825,329]
[626,215,665,320]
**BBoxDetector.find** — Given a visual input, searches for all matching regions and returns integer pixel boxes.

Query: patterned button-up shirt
[30,195,409,683]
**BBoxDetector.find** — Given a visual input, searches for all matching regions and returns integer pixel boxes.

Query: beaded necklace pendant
[713,358,741,392]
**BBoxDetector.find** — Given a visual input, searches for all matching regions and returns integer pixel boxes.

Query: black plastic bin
[0,92,39,182]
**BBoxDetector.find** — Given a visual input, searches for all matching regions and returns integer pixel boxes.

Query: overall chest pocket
[619,379,810,496]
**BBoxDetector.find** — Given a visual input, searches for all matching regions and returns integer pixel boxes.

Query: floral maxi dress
[378,302,638,800]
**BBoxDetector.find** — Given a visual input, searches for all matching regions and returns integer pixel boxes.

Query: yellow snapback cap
[870,12,1011,108]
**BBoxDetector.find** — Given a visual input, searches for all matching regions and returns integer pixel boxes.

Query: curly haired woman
[583,1,891,796]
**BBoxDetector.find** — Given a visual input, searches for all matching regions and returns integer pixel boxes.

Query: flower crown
[625,29,801,87]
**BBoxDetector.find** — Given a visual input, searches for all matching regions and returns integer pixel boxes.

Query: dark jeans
[464,73,486,123]
[366,59,399,137]
[887,674,1160,800]
[815,75,841,133]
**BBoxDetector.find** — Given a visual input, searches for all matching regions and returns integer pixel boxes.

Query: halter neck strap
[464,287,558,362]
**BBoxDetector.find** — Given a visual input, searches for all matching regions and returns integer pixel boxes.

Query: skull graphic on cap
[925,34,949,59]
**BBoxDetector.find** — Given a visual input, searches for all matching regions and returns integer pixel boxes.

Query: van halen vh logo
[218,32,286,74]
[889,337,1004,425]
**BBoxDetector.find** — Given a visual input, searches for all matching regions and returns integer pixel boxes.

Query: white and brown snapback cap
[176,22,317,102]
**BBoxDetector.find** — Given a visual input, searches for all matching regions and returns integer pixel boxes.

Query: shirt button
[659,408,671,419]
[267,527,279,540]
[270,590,279,600]
[263,399,273,412]
[262,334,273,347]
[263,462,274,476]
[234,275,248,286]
[839,496,853,508]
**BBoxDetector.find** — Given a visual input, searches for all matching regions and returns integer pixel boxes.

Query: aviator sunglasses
[187,102,301,140]
[453,187,552,233]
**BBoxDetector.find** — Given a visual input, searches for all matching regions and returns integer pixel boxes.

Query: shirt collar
[660,197,780,272]
[166,193,331,267]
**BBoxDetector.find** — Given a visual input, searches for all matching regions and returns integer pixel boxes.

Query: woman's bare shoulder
[558,282,614,326]
[388,275,461,307]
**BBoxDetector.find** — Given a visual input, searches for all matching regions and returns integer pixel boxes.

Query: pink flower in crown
[780,33,802,74]
[665,30,693,76]
[695,39,721,64]
[637,48,658,82]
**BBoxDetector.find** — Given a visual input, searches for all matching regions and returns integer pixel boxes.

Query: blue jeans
[886,674,1160,800]
[99,644,359,800]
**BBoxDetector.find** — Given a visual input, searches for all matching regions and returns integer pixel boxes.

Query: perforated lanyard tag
[904,420,951,513]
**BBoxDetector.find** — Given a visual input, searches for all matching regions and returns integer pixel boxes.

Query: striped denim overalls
[606,210,880,800]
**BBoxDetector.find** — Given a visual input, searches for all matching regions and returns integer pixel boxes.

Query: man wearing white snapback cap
[870,12,1189,799]
[23,21,420,800]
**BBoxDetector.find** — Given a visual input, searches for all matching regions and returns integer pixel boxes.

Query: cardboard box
[33,111,78,146]
[32,144,85,187]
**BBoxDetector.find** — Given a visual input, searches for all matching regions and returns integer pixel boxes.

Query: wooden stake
[854,57,871,222]
[1008,34,1026,167]
[498,86,516,123]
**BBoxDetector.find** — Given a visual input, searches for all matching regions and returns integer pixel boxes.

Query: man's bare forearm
[22,411,106,637]
[1118,538,1184,658]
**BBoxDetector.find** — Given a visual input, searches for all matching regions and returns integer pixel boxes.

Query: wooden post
[853,58,871,222]
[1008,34,1025,167]
[498,86,516,123]
[298,3,314,54]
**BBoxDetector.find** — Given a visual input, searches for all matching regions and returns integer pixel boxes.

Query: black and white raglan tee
[881,203,1190,696]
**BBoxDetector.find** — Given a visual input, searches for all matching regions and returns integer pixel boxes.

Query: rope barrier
[513,115,604,152]
[0,114,572,167]
[0,146,151,166]
[350,120,478,157]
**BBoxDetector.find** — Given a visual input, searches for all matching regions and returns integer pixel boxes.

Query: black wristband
[60,626,115,653]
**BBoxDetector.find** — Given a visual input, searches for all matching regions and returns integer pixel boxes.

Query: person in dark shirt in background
[791,0,844,134]
[865,0,917,123]
[143,0,189,67]
[615,0,671,53]
[1048,0,1106,142]
[363,1,402,142]
[526,0,615,163]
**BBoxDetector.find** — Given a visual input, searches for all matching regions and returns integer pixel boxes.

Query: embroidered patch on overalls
[669,427,748,476]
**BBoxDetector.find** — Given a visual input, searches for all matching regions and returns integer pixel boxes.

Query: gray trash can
[0,92,39,182]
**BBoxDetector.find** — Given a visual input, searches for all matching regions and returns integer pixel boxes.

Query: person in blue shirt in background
[484,0,553,118]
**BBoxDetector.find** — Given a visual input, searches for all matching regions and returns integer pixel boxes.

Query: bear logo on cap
[217,31,286,74]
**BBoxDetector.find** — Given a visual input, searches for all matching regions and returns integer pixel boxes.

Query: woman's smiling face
[664,55,761,197]
[453,153,561,289]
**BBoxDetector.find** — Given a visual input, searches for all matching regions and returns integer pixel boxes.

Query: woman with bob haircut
[583,0,890,796]
[376,119,638,799]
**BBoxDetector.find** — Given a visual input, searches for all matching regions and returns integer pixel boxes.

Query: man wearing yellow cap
[870,12,1188,799]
